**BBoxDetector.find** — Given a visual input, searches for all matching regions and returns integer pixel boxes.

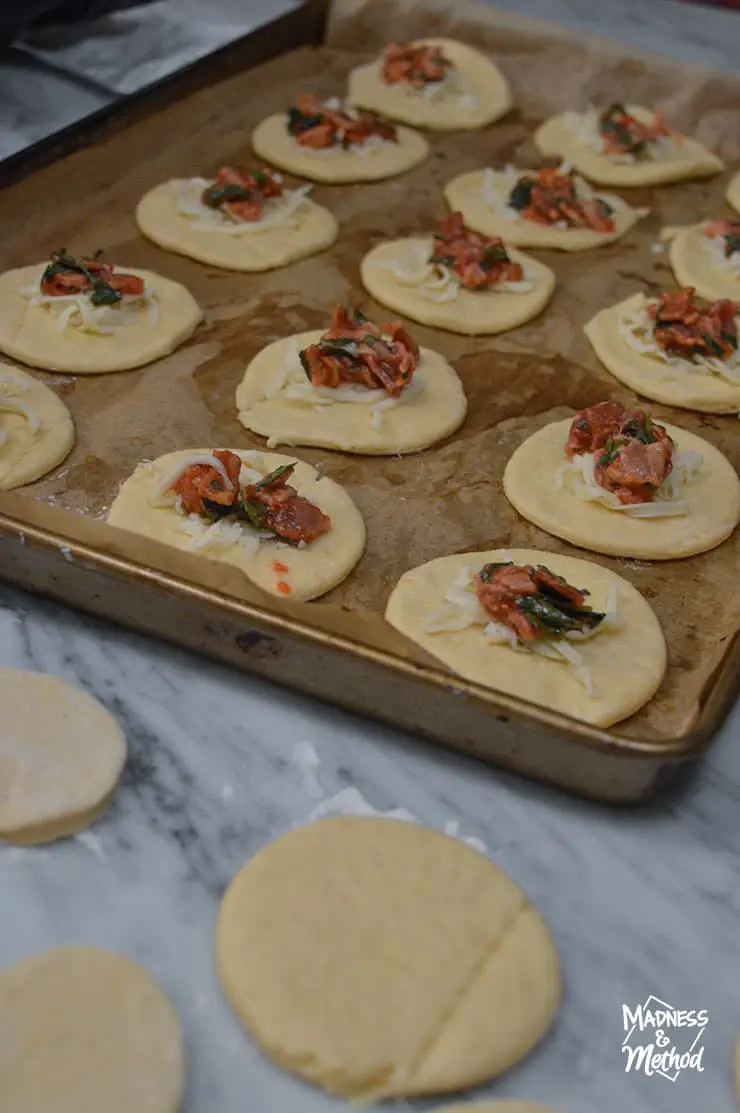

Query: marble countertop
[2,3,740,1113]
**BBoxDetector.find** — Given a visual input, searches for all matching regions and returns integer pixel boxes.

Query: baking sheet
[1,0,739,746]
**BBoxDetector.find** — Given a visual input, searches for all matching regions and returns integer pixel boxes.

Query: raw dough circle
[0,671,126,845]
[136,179,338,271]
[432,1104,558,1113]
[107,448,366,602]
[668,223,740,302]
[0,363,74,490]
[0,264,202,374]
[348,38,512,131]
[251,114,429,183]
[444,169,640,251]
[584,292,740,413]
[728,170,740,215]
[216,816,560,1100]
[236,330,467,454]
[504,417,740,560]
[360,238,556,334]
[385,547,666,728]
[0,946,184,1113]
[533,105,724,187]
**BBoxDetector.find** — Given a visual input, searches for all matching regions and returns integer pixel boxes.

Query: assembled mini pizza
[236,304,467,454]
[360,211,555,335]
[667,219,740,303]
[0,363,74,489]
[107,449,365,601]
[385,548,666,728]
[347,38,512,131]
[136,164,338,271]
[0,250,202,374]
[728,170,740,215]
[444,164,643,251]
[251,94,429,184]
[503,402,740,560]
[584,286,740,413]
[534,103,724,187]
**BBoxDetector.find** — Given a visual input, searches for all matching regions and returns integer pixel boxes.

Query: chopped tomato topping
[430,212,523,290]
[599,103,674,159]
[381,42,452,88]
[299,305,418,398]
[475,562,602,643]
[566,401,675,505]
[40,251,144,299]
[276,581,292,594]
[286,93,397,149]
[508,168,615,233]
[201,166,283,222]
[704,219,740,258]
[244,464,331,545]
[647,287,739,362]
[272,560,290,574]
[565,401,627,457]
[170,449,242,516]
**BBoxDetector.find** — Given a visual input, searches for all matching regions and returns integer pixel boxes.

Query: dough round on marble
[533,106,724,187]
[668,223,740,302]
[251,114,429,183]
[504,417,740,560]
[444,169,641,251]
[0,363,74,490]
[360,238,555,334]
[0,671,126,845]
[216,816,561,1100]
[0,264,202,374]
[584,292,740,413]
[728,171,740,215]
[348,38,512,131]
[107,448,366,602]
[432,1104,558,1113]
[0,946,184,1113]
[385,548,666,728]
[236,331,467,454]
[136,179,339,271]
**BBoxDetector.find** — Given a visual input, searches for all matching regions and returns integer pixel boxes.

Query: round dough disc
[504,417,740,560]
[728,170,740,216]
[0,363,74,490]
[360,238,555,335]
[668,224,740,303]
[0,671,126,845]
[107,448,366,602]
[0,946,184,1113]
[432,1104,558,1113]
[534,106,724,187]
[216,816,561,1100]
[251,114,429,183]
[136,180,338,271]
[0,264,202,374]
[236,330,467,454]
[444,169,640,251]
[584,292,740,413]
[348,38,512,131]
[385,547,666,728]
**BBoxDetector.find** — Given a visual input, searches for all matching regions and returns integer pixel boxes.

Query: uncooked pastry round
[0,946,184,1113]
[251,114,429,183]
[432,1104,558,1113]
[360,238,555,334]
[0,671,126,845]
[503,417,740,560]
[216,816,560,1100]
[0,363,74,490]
[584,292,740,413]
[0,264,202,374]
[348,38,512,131]
[534,105,724,187]
[107,448,365,602]
[444,169,640,251]
[236,330,467,454]
[728,170,740,215]
[385,547,666,727]
[668,223,740,302]
[136,179,339,271]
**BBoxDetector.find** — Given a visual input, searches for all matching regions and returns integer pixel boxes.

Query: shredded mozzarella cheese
[149,452,235,505]
[554,447,703,518]
[175,178,313,234]
[367,240,533,301]
[619,302,740,383]
[563,107,684,163]
[20,277,158,336]
[702,227,740,279]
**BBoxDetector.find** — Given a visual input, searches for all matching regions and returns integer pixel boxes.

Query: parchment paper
[1,0,739,742]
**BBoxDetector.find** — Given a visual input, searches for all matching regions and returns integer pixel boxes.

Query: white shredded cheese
[619,301,740,383]
[702,226,740,279]
[175,177,313,235]
[554,446,703,518]
[20,276,158,336]
[383,66,477,109]
[149,452,235,505]
[367,240,534,301]
[563,107,684,163]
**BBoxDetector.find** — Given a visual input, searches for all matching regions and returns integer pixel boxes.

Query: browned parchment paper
[1,0,739,743]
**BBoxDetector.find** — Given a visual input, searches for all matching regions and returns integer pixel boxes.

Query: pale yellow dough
[216,816,560,1100]
[385,548,666,728]
[0,946,184,1113]
[0,363,74,489]
[534,105,724,187]
[444,169,641,251]
[0,264,202,374]
[668,223,740,302]
[584,292,740,413]
[348,38,512,131]
[728,170,740,215]
[433,1104,558,1113]
[136,179,338,271]
[360,238,555,334]
[251,114,429,183]
[0,671,126,845]
[504,418,740,560]
[236,330,467,454]
[107,448,365,602]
